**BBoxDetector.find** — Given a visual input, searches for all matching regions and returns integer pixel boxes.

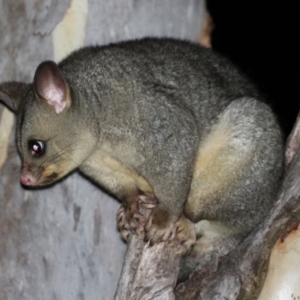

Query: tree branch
[285,111,300,168]
[115,234,181,300]
[115,206,181,300]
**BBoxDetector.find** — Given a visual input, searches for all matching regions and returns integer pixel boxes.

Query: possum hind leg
[185,97,282,229]
[181,97,282,277]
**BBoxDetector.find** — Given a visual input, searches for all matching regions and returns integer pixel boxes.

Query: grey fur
[0,38,283,280]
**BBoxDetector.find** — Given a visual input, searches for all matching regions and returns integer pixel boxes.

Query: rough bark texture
[115,207,182,300]
[0,1,206,299]
[285,112,300,168]
[115,234,182,300]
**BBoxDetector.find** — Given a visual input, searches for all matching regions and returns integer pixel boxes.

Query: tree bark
[115,206,182,300]
[115,234,181,300]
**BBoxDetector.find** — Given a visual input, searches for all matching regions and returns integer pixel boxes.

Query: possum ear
[34,61,69,114]
[0,82,28,112]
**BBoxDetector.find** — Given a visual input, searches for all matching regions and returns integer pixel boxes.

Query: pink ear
[34,61,68,114]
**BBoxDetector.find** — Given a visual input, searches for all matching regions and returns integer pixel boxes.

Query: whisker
[39,140,81,171]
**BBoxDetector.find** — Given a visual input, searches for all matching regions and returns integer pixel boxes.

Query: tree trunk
[0,1,207,299]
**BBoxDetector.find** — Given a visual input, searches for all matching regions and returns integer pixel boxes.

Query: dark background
[207,0,298,138]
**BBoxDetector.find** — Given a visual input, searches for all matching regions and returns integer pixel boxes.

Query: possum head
[0,61,97,187]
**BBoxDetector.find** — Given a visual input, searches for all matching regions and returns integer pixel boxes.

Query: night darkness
[207,1,299,138]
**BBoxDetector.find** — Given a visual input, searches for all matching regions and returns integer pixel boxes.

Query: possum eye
[28,140,45,157]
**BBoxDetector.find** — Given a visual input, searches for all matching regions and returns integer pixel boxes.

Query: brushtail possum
[0,38,283,279]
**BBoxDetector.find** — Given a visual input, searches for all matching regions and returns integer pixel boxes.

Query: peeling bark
[285,111,300,168]
[115,207,181,300]
[115,234,181,300]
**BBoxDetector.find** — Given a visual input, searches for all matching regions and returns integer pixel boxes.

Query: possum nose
[20,173,36,186]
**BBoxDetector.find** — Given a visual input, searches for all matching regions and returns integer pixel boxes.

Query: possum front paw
[144,207,196,253]
[117,193,157,240]
[144,204,176,243]
[118,196,195,253]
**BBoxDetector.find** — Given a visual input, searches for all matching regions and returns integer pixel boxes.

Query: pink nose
[20,173,36,186]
